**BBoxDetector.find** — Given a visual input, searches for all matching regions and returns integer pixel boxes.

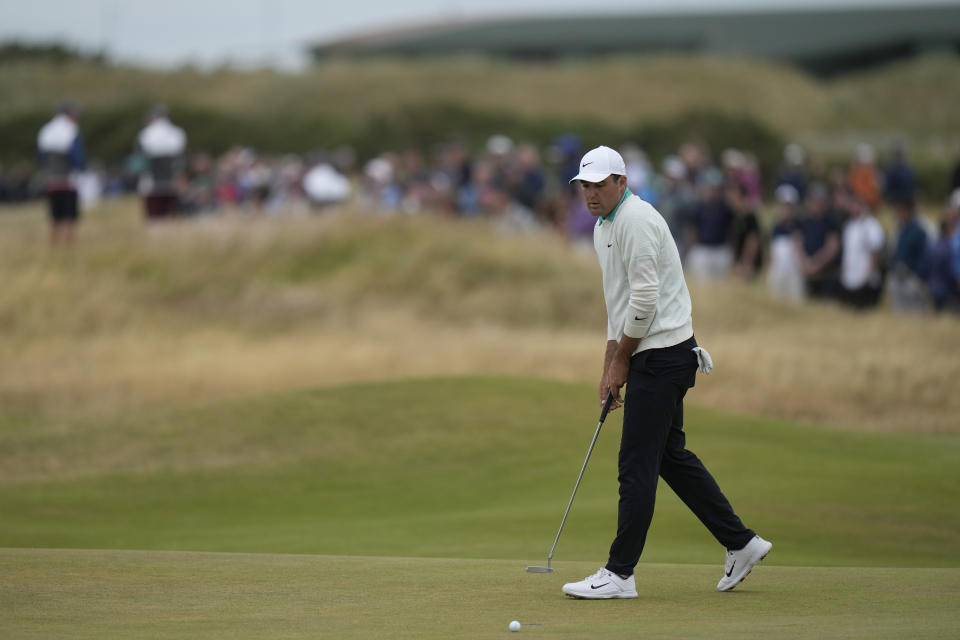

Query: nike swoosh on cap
[582,161,594,167]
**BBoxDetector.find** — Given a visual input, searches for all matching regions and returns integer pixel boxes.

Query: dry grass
[688,280,960,432]
[3,54,959,159]
[1,198,957,433]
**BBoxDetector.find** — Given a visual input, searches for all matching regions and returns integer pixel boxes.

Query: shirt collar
[599,187,632,224]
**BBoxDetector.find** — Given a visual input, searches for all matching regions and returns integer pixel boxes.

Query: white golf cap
[569,146,626,184]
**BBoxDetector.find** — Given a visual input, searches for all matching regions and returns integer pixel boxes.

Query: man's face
[578,175,626,217]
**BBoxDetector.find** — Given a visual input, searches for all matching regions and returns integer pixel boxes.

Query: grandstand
[310,3,960,76]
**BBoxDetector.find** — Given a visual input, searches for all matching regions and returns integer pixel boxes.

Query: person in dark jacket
[887,195,930,313]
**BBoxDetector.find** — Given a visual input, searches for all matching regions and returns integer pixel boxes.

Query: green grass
[2,377,958,568]
[2,550,958,639]
[3,375,959,637]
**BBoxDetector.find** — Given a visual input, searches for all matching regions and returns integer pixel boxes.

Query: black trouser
[47,189,79,223]
[606,336,754,576]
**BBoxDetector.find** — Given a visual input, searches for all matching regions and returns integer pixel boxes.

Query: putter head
[525,566,554,573]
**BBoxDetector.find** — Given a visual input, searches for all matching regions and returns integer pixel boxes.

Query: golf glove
[692,347,713,374]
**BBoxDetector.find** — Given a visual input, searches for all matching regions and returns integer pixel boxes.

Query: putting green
[2,549,958,639]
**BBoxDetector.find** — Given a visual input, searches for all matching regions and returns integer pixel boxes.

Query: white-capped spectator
[303,162,351,209]
[37,101,86,245]
[138,104,187,220]
[767,184,805,303]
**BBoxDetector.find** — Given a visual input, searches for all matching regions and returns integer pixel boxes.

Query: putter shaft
[541,392,615,568]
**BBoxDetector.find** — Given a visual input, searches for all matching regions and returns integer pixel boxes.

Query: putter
[526,391,615,573]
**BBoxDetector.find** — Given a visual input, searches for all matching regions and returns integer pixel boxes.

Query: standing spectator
[553,133,584,193]
[657,155,695,260]
[37,101,86,246]
[738,151,765,206]
[723,147,763,208]
[138,104,186,220]
[678,141,709,186]
[302,161,350,210]
[2,162,33,203]
[622,145,657,205]
[361,154,400,213]
[847,143,881,211]
[766,185,805,303]
[953,190,960,300]
[685,168,733,280]
[840,193,886,309]
[728,182,762,281]
[883,142,916,205]
[436,140,472,208]
[776,143,808,200]
[181,152,217,214]
[508,143,546,213]
[480,184,540,235]
[798,183,842,300]
[928,190,960,312]
[887,195,930,313]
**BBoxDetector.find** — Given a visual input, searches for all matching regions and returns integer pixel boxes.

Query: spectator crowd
[6,103,960,315]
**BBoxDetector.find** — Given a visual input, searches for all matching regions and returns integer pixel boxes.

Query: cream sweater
[593,190,694,353]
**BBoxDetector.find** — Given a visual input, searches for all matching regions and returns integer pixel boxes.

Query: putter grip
[599,392,614,424]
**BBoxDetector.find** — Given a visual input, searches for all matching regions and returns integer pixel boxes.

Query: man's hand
[599,335,638,412]
[599,355,629,411]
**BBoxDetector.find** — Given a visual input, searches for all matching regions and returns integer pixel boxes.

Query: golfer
[561,146,771,599]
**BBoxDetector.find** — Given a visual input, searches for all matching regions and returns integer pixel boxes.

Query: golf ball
[509,620,521,632]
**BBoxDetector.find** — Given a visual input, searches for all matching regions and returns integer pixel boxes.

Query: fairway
[2,377,959,566]
[3,549,959,639]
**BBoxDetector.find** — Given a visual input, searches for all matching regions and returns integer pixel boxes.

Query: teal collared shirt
[598,187,632,224]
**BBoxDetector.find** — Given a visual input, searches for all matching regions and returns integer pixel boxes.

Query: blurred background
[3,0,959,215]
[2,0,960,427]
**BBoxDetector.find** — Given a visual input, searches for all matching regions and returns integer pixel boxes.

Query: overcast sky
[0,0,951,70]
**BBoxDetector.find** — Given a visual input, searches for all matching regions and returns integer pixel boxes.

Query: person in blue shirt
[883,143,916,205]
[928,191,960,312]
[888,195,930,313]
[685,168,734,280]
[798,183,842,300]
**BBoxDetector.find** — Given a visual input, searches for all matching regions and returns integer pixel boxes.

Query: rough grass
[2,54,959,157]
[1,198,957,432]
[2,550,958,640]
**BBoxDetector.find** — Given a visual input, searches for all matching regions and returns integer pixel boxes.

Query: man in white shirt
[138,104,186,220]
[840,191,886,309]
[37,101,86,245]
[560,146,771,600]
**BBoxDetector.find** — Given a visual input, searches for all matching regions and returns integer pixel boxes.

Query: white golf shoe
[717,535,772,592]
[562,568,638,599]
